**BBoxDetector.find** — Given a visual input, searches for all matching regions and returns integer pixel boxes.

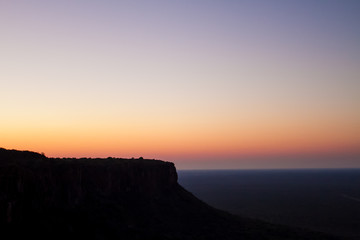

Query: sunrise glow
[1,1,359,169]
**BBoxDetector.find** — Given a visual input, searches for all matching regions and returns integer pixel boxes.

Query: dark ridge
[0,148,346,240]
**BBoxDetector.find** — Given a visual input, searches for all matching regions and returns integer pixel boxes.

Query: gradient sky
[1,0,360,169]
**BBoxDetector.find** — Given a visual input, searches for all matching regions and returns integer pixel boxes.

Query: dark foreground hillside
[0,148,343,240]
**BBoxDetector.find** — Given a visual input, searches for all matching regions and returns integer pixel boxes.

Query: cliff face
[0,148,341,240]
[0,148,177,223]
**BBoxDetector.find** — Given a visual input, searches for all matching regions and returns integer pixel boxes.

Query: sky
[1,0,360,169]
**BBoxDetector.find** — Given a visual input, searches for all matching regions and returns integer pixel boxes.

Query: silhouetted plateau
[0,148,345,239]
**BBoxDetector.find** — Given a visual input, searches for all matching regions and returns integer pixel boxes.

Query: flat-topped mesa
[0,148,177,213]
[0,148,341,240]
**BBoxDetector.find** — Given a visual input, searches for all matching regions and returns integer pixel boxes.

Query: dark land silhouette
[0,148,346,239]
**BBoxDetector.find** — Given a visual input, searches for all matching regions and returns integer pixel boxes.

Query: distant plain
[178,169,360,238]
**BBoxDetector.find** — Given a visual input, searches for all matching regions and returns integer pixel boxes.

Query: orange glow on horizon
[2,114,359,161]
